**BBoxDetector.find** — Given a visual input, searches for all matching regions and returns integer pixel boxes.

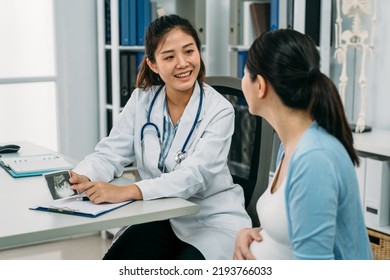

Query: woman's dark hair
[246,29,359,166]
[136,14,205,88]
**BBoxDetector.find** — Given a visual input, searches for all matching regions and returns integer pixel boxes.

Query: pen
[76,196,90,201]
[75,188,87,200]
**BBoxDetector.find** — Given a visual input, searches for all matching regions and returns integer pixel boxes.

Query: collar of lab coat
[146,82,205,171]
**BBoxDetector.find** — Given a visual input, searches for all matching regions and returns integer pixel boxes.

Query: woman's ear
[146,58,158,74]
[257,75,267,99]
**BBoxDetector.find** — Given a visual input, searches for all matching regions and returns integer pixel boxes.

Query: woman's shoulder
[292,123,350,166]
[300,123,343,151]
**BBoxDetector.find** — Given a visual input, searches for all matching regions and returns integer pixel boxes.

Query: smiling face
[147,28,201,96]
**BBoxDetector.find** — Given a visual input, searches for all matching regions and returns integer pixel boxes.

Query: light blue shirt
[158,98,179,172]
[279,122,373,259]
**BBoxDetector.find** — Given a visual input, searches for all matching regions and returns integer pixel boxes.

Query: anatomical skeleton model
[334,0,376,133]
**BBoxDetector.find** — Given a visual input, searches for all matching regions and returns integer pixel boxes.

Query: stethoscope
[141,83,203,166]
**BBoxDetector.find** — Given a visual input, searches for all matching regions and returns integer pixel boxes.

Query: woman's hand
[233,227,263,260]
[69,171,143,204]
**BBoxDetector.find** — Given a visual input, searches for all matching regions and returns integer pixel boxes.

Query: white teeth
[176,71,191,78]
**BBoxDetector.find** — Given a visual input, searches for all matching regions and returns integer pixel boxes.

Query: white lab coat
[73,82,251,259]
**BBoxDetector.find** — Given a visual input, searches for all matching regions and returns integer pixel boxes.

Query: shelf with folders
[229,0,332,78]
[103,48,145,134]
[228,0,273,78]
[98,0,153,138]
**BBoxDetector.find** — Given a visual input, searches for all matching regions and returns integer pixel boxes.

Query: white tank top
[249,167,292,259]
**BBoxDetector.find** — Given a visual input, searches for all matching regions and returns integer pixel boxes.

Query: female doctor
[70,14,251,260]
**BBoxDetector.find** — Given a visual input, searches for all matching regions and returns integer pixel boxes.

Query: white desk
[0,142,200,250]
[353,128,390,157]
[353,129,390,236]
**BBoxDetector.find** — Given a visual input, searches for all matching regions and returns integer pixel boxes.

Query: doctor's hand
[68,170,90,185]
[71,181,143,204]
[233,227,262,260]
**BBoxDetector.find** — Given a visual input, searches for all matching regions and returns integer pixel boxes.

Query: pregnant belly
[249,230,292,260]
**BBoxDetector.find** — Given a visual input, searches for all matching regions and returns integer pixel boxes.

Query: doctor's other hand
[71,181,143,204]
[233,227,262,260]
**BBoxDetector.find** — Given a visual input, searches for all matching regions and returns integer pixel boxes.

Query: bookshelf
[97,0,206,138]
[228,0,333,78]
[97,0,148,138]
[288,0,332,75]
[229,0,273,78]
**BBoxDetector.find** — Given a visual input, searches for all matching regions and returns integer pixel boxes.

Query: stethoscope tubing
[140,83,203,164]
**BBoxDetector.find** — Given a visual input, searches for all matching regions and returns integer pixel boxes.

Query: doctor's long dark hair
[246,29,359,166]
[136,14,205,89]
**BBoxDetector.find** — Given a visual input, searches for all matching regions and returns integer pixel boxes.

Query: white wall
[54,0,99,160]
[364,0,390,130]
[205,0,230,76]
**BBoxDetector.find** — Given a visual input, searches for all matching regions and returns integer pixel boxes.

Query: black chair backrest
[205,76,274,226]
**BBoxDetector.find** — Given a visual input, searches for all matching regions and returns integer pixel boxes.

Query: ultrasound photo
[44,170,76,199]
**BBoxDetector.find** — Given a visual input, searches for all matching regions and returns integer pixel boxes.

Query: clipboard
[30,170,133,217]
[29,196,133,218]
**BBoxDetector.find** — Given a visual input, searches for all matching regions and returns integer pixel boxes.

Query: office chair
[205,76,275,227]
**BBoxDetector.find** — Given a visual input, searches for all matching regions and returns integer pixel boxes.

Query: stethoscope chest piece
[174,150,188,164]
[141,83,203,167]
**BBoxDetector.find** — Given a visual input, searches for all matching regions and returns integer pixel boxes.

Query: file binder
[120,0,137,45]
[120,52,138,107]
[136,51,144,68]
[0,154,73,178]
[105,0,111,44]
[137,0,151,46]
[250,2,270,38]
[242,1,256,46]
[270,0,279,30]
[106,50,112,105]
[364,157,390,227]
[30,196,133,218]
[107,108,113,135]
[237,50,248,78]
[305,0,321,46]
[355,156,367,211]
[120,51,131,107]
